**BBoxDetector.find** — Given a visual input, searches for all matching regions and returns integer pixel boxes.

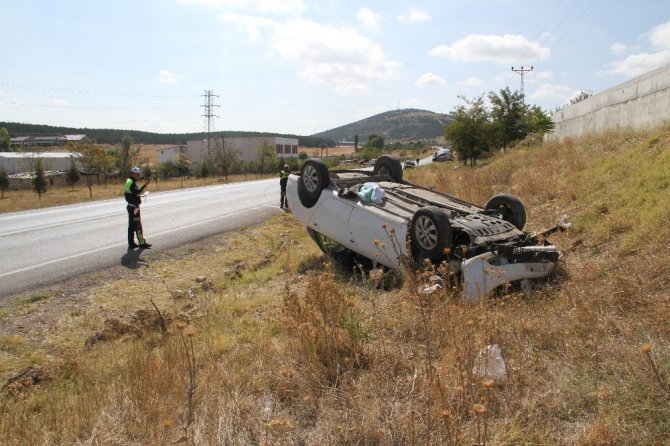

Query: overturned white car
[287,156,562,299]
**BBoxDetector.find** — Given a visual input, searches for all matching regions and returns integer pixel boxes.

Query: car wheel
[298,159,329,208]
[484,193,527,230]
[410,206,452,261]
[373,155,403,182]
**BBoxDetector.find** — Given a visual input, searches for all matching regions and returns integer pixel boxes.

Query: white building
[0,152,79,175]
[157,136,299,168]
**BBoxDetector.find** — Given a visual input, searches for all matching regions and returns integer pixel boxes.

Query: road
[0,178,280,297]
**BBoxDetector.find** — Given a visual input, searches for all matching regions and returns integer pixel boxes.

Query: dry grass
[1,127,669,445]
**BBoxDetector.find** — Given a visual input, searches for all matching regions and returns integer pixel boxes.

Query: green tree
[118,135,142,178]
[255,138,275,175]
[0,128,10,151]
[212,138,239,182]
[0,165,9,198]
[366,134,384,149]
[176,154,192,187]
[77,142,111,198]
[524,105,555,135]
[488,87,526,152]
[65,157,81,190]
[32,158,48,200]
[443,95,492,167]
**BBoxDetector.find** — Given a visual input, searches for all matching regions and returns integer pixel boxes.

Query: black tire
[297,159,329,208]
[484,193,526,230]
[373,155,403,182]
[410,206,453,261]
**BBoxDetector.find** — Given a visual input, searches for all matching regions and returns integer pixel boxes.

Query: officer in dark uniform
[279,164,289,208]
[125,166,152,249]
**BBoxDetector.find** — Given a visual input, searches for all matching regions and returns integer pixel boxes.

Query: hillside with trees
[0,122,332,148]
[311,108,453,144]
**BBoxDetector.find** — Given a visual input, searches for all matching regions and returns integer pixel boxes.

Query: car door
[307,193,354,245]
[347,204,406,268]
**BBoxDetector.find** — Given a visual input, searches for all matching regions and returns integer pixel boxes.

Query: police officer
[279,164,289,208]
[125,166,152,249]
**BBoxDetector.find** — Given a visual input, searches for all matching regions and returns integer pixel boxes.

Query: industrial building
[157,136,299,168]
[0,151,79,175]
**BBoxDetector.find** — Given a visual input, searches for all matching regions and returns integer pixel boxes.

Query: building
[0,151,79,175]
[159,136,299,168]
[8,133,87,149]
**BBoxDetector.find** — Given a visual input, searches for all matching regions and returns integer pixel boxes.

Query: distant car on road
[403,160,417,169]
[432,150,454,162]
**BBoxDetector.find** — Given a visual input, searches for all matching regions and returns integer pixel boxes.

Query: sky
[1,0,669,137]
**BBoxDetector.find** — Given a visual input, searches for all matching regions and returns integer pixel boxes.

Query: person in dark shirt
[124,166,152,249]
[279,164,289,209]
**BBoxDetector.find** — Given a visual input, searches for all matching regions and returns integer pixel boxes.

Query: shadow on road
[121,249,150,269]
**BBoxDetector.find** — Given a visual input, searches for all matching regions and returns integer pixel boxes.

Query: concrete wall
[546,63,670,142]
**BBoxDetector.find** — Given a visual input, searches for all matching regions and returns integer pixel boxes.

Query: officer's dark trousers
[127,205,146,245]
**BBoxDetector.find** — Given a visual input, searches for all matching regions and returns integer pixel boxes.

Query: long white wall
[546,63,670,142]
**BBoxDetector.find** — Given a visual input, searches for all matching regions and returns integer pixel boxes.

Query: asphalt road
[0,178,280,298]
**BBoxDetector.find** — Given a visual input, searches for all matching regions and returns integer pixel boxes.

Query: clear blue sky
[1,0,668,136]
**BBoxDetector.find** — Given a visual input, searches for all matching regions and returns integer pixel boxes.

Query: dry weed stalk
[176,321,197,442]
[641,343,670,396]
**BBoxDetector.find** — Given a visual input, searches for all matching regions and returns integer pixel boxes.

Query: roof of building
[0,151,80,158]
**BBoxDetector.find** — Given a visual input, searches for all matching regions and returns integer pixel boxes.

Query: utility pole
[201,90,220,159]
[511,66,533,111]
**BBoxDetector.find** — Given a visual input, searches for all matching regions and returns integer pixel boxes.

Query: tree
[488,87,526,152]
[525,105,555,135]
[443,95,492,167]
[118,135,142,178]
[32,158,47,200]
[77,142,111,198]
[0,165,9,198]
[366,134,384,149]
[212,138,239,182]
[65,157,81,190]
[0,128,10,151]
[176,154,191,187]
[255,138,275,175]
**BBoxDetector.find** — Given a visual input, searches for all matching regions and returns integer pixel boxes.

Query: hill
[311,108,452,143]
[1,109,450,147]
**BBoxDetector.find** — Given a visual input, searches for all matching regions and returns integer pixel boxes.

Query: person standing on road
[279,164,289,209]
[125,166,152,249]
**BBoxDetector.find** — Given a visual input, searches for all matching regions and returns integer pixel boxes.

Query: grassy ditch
[0,127,669,444]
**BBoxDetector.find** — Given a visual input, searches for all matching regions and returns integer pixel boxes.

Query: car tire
[298,159,329,208]
[410,206,453,261]
[484,193,527,230]
[373,156,403,182]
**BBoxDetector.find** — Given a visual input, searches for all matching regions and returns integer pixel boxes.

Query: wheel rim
[415,215,438,250]
[378,164,390,176]
[303,164,319,193]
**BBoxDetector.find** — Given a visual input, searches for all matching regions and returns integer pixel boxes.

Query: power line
[0,81,201,98]
[552,0,598,47]
[0,100,197,110]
